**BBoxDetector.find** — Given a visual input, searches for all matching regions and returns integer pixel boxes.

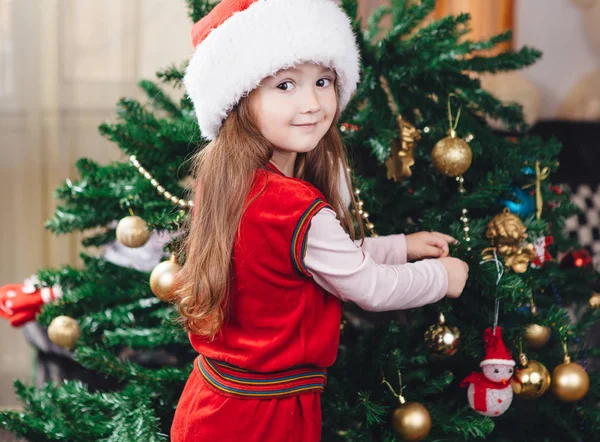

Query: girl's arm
[305,208,448,311]
[353,234,407,265]
[341,163,407,265]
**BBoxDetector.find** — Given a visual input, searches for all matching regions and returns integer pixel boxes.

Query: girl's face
[249,62,338,159]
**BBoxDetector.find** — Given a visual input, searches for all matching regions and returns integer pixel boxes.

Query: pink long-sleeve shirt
[304,207,449,311]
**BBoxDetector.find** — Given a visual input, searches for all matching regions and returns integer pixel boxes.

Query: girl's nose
[300,87,321,114]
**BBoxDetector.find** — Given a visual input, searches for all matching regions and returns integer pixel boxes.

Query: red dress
[171,164,342,441]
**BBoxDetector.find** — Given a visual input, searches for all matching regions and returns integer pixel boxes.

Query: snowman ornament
[460,326,515,417]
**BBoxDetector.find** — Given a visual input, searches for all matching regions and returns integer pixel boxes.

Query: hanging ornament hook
[559,331,571,364]
[479,248,504,333]
[382,370,406,404]
[447,93,463,135]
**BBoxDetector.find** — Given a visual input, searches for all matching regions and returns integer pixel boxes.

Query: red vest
[190,164,342,375]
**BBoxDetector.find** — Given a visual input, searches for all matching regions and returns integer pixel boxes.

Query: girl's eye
[317,78,333,87]
[277,81,295,91]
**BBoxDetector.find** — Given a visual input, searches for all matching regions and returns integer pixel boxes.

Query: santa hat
[479,326,515,367]
[183,0,361,140]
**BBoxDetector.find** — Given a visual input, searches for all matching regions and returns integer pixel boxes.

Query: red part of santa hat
[184,0,361,140]
[479,326,515,367]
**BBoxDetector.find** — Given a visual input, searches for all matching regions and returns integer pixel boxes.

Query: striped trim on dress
[196,355,327,399]
[291,198,331,277]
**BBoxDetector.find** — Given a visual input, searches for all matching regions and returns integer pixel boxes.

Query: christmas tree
[1,1,598,441]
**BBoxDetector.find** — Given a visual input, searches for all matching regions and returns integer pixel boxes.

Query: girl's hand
[405,231,458,261]
[439,257,469,298]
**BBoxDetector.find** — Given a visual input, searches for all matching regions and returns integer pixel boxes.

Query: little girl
[171,1,469,441]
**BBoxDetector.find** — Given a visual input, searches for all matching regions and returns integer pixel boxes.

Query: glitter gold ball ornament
[524,324,551,348]
[116,215,150,248]
[390,401,432,441]
[150,254,181,302]
[511,353,551,399]
[424,313,460,357]
[551,357,589,402]
[48,316,81,350]
[431,130,472,177]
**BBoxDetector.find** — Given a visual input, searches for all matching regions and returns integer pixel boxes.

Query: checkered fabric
[564,184,600,272]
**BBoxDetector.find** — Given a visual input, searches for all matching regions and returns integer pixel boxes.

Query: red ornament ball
[560,249,593,270]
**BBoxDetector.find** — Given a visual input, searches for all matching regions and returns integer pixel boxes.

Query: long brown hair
[175,89,364,339]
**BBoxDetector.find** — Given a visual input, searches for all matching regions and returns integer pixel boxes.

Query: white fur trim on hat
[480,359,516,367]
[184,0,361,140]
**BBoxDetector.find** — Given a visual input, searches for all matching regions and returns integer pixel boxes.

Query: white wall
[0,0,191,407]
[515,0,600,119]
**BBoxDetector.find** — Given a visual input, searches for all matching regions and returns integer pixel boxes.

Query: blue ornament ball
[501,187,535,217]
[521,166,535,176]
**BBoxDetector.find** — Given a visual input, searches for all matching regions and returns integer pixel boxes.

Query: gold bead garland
[353,188,378,237]
[347,167,377,237]
[456,133,474,251]
[131,153,376,241]
[129,155,194,208]
[459,207,472,251]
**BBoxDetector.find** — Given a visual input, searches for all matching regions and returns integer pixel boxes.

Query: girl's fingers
[428,234,449,250]
[431,231,459,245]
[424,246,444,257]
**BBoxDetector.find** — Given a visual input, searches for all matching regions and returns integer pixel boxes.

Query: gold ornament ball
[551,359,589,402]
[589,292,600,308]
[150,256,181,302]
[48,316,81,350]
[524,324,551,349]
[424,315,460,357]
[391,402,432,441]
[116,215,150,248]
[431,131,473,177]
[511,354,551,399]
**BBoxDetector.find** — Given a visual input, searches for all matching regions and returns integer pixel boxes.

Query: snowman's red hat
[479,326,515,367]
